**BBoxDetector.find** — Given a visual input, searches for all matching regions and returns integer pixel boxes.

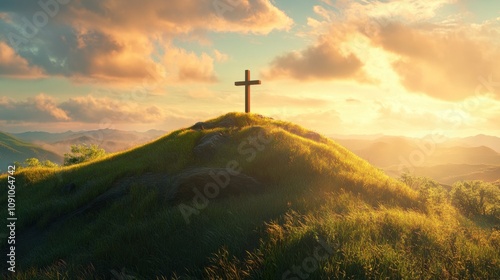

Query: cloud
[0,27,217,84]
[61,0,292,35]
[266,0,500,100]
[371,23,500,101]
[349,0,454,23]
[0,42,44,78]
[263,36,365,81]
[0,94,164,123]
[0,94,69,122]
[263,2,384,82]
[163,47,218,83]
[0,0,292,84]
[213,49,229,62]
[60,95,164,123]
[33,94,71,121]
[1,0,292,36]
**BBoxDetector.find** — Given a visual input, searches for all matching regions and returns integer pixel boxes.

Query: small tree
[24,158,42,168]
[64,144,107,166]
[399,172,447,205]
[451,181,500,218]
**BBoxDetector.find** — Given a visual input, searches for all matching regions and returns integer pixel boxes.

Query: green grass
[1,112,499,279]
[0,132,63,169]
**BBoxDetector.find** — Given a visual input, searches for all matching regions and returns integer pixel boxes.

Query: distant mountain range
[0,132,63,171]
[447,134,500,153]
[389,164,500,185]
[12,129,167,155]
[0,129,166,172]
[334,134,500,185]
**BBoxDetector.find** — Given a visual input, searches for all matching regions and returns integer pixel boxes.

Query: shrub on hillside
[451,181,500,220]
[64,144,107,166]
[22,158,59,168]
[399,173,448,205]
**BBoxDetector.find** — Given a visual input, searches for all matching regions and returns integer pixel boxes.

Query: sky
[0,0,499,137]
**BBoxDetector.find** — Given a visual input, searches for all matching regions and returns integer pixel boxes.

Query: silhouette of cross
[235,69,261,113]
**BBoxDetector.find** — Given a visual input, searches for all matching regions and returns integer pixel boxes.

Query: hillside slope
[1,113,499,279]
[0,132,63,170]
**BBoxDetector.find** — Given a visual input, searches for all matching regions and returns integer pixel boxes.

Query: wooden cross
[235,69,261,113]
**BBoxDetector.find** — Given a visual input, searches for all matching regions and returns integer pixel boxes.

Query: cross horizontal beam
[235,80,261,86]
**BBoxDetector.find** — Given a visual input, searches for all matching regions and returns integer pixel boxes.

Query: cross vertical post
[235,69,261,113]
[244,70,250,113]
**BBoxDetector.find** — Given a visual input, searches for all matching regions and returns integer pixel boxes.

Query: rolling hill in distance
[0,132,63,171]
[397,164,500,185]
[12,129,166,155]
[1,113,499,279]
[334,135,500,185]
[450,134,500,153]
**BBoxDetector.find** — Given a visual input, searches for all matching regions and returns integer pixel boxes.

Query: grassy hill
[0,132,63,171]
[1,113,499,279]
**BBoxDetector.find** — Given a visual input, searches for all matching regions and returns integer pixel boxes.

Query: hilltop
[1,113,499,279]
[0,132,63,171]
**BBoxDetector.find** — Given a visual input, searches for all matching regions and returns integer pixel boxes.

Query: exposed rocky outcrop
[193,132,229,160]
[191,117,238,131]
[190,114,273,131]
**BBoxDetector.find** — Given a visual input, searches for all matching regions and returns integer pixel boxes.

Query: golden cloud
[1,0,292,84]
[372,23,500,100]
[60,95,164,123]
[0,94,164,123]
[263,36,365,81]
[62,0,292,35]
[265,0,500,101]
[163,48,218,83]
[0,42,44,78]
